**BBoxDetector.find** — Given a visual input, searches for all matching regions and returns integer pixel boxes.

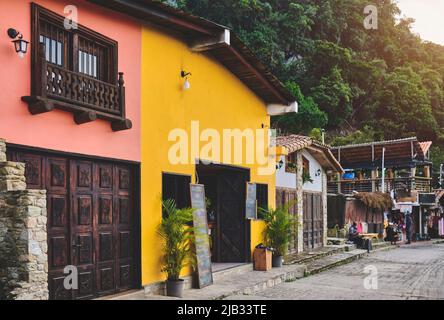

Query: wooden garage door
[303,192,323,251]
[7,149,138,300]
[276,188,298,253]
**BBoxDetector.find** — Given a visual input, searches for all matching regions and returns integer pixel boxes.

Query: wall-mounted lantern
[181,70,191,90]
[7,28,29,58]
[276,159,284,170]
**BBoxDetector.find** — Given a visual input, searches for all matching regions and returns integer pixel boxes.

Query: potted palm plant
[260,204,294,267]
[158,199,195,298]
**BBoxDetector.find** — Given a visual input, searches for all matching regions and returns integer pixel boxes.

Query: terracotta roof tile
[276,135,312,154]
[276,135,342,172]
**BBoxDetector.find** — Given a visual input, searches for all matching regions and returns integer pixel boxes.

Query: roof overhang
[332,137,432,170]
[267,101,298,116]
[276,135,343,172]
[88,0,295,106]
[306,145,343,173]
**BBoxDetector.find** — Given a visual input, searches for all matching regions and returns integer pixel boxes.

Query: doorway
[303,192,324,251]
[196,163,251,264]
[7,146,141,300]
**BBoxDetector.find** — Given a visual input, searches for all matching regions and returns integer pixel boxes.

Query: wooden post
[336,172,341,194]
[32,42,47,98]
[118,72,126,118]
[296,152,304,253]
[424,166,430,178]
[411,167,417,191]
[371,169,378,192]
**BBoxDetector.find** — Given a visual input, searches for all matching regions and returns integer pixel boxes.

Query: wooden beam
[21,96,54,115]
[74,111,97,125]
[228,46,288,105]
[112,119,132,132]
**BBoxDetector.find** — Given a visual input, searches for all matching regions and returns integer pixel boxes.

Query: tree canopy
[162,0,444,156]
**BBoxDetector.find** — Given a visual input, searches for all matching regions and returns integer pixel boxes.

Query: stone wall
[0,139,48,300]
[0,139,6,162]
[0,162,27,192]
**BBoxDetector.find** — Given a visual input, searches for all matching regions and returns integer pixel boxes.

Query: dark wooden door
[7,149,138,300]
[217,170,249,263]
[276,188,298,253]
[303,192,323,251]
[70,160,95,299]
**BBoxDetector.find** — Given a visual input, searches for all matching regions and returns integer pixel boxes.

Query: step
[284,244,355,266]
[179,264,307,300]
[372,241,392,250]
[212,264,253,283]
[305,249,368,276]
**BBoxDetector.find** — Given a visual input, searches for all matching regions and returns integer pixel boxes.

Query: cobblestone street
[225,244,444,300]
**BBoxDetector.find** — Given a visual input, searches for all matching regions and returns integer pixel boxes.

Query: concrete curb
[285,246,354,266]
[215,267,306,300]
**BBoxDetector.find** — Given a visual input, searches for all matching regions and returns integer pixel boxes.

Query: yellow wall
[141,26,274,286]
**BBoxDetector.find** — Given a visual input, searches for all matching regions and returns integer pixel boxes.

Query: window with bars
[33,4,117,84]
[39,35,64,66]
[78,50,98,78]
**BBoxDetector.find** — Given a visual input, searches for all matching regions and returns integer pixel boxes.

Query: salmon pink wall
[0,0,141,161]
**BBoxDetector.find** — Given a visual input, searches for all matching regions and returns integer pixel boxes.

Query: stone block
[0,185,48,300]
[0,139,6,162]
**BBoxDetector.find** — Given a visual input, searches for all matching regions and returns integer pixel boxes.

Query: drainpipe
[381,147,386,193]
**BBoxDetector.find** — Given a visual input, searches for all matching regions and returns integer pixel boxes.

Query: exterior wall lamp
[7,28,29,58]
[276,158,284,170]
[181,71,192,90]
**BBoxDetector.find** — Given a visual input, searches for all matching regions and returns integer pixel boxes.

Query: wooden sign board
[246,183,257,220]
[190,184,213,288]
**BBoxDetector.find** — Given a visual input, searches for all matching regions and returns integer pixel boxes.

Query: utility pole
[321,129,325,144]
[381,147,386,193]
[440,164,443,189]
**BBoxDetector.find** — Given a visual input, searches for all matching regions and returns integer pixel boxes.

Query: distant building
[327,137,434,240]
[275,135,343,253]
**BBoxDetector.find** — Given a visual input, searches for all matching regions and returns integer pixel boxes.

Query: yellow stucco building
[135,2,296,290]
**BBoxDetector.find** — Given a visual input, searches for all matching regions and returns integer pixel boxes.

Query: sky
[396,0,444,45]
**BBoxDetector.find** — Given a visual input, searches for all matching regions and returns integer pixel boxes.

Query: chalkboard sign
[246,183,257,220]
[190,184,213,288]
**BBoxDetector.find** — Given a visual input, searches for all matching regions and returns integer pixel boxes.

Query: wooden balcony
[22,43,132,131]
[328,176,432,195]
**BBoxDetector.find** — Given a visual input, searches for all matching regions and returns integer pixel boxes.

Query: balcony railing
[22,43,131,131]
[327,176,432,195]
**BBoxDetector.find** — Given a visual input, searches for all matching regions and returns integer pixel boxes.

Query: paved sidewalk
[226,243,444,300]
[111,246,372,300]
[109,240,443,300]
